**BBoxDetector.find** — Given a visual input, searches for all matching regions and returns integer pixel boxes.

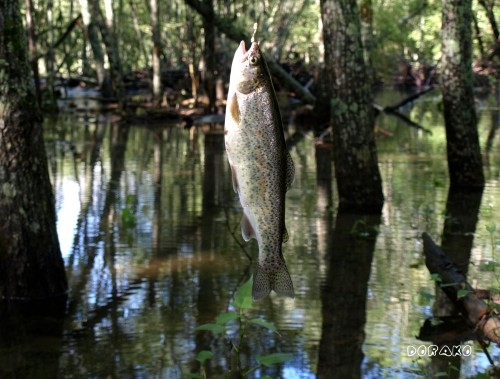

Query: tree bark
[441,0,484,190]
[0,0,68,300]
[320,0,384,213]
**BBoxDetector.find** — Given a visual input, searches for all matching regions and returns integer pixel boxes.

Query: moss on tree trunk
[441,0,484,190]
[320,0,384,213]
[0,0,68,300]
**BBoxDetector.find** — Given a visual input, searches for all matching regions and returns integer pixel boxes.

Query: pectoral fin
[229,93,240,124]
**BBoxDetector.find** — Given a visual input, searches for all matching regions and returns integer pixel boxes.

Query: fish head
[229,41,267,95]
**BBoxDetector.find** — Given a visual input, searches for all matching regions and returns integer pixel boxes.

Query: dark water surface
[1,88,499,378]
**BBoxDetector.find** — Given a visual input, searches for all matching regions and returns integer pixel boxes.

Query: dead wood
[373,87,435,134]
[422,232,500,345]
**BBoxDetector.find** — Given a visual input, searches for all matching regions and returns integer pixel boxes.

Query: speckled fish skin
[224,40,295,300]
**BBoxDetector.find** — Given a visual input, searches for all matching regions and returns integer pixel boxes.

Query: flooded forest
[0,0,500,378]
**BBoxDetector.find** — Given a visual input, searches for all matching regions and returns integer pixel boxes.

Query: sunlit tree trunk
[150,0,162,106]
[441,0,484,189]
[0,0,68,300]
[78,0,107,91]
[320,0,384,213]
[90,0,125,105]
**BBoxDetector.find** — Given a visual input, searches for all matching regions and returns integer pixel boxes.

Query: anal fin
[241,211,256,242]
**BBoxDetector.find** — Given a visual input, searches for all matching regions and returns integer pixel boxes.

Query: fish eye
[249,56,259,65]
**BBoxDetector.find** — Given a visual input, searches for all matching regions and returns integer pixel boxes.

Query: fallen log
[422,232,500,345]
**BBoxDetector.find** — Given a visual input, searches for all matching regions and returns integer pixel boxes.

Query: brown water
[1,88,499,378]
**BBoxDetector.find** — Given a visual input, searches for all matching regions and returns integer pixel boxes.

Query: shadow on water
[317,212,381,379]
[0,298,66,379]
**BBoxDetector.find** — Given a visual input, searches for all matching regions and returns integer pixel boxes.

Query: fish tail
[253,263,295,300]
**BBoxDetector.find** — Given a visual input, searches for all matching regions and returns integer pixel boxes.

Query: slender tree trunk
[202,0,216,113]
[0,0,68,300]
[78,0,107,91]
[359,0,375,85]
[24,0,41,107]
[320,0,384,213]
[150,0,162,106]
[441,0,484,189]
[89,0,125,105]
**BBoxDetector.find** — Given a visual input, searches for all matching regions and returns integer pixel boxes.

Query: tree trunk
[24,0,41,108]
[89,0,125,105]
[78,0,108,92]
[441,0,484,190]
[202,0,216,113]
[150,0,162,106]
[0,0,68,300]
[320,0,384,213]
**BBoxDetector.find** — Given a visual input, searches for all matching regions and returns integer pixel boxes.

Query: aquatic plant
[187,277,292,378]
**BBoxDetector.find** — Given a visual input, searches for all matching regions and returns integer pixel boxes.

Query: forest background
[24,0,499,113]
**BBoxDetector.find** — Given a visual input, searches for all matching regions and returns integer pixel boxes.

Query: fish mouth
[237,41,249,63]
[238,41,259,63]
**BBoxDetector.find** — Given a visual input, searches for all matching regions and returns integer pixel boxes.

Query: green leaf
[479,261,499,272]
[216,311,239,325]
[183,373,202,379]
[486,224,496,234]
[196,323,225,334]
[233,277,253,309]
[256,353,292,367]
[121,207,136,228]
[196,350,213,364]
[457,289,471,299]
[430,273,442,283]
[249,318,278,334]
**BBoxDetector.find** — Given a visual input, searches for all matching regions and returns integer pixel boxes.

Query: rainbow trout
[224,39,295,300]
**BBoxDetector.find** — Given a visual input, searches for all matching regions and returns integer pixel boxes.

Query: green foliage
[192,276,291,378]
[121,194,137,228]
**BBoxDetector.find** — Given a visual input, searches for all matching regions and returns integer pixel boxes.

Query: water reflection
[317,212,381,379]
[1,89,499,378]
[428,188,483,378]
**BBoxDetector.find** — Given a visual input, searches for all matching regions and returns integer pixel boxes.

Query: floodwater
[1,88,499,378]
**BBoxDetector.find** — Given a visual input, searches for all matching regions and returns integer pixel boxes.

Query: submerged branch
[422,232,500,346]
[373,87,435,134]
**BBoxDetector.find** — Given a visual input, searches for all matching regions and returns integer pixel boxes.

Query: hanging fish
[224,27,295,300]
